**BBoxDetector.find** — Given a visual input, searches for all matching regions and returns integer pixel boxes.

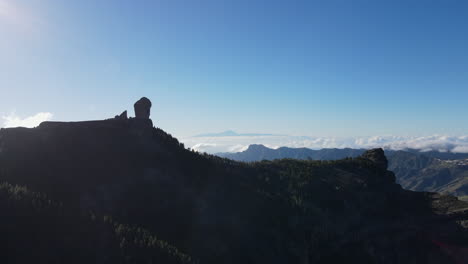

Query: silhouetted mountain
[218,145,468,197]
[218,144,367,162]
[0,119,468,263]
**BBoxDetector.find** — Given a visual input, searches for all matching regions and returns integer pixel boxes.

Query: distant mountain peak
[194,131,273,137]
[194,130,238,137]
[220,130,238,136]
[246,144,270,151]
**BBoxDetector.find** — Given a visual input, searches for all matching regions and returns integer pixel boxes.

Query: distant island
[194,130,275,137]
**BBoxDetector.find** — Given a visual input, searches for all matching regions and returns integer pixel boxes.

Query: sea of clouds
[1,112,53,128]
[181,134,468,154]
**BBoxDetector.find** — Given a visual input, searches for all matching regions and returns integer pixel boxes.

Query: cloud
[227,144,249,153]
[2,112,53,128]
[453,146,468,153]
[190,143,218,153]
[181,134,468,154]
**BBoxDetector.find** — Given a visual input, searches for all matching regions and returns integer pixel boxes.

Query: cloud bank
[181,134,468,154]
[2,112,53,128]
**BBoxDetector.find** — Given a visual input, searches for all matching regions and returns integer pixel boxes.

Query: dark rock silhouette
[115,110,128,120]
[134,97,152,119]
[362,148,388,170]
[39,98,154,131]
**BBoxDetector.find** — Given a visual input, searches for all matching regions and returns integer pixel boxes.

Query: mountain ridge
[217,144,468,197]
[0,119,468,263]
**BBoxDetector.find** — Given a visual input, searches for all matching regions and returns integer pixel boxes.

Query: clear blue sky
[1,0,467,137]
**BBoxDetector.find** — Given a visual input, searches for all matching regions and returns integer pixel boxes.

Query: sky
[1,0,468,152]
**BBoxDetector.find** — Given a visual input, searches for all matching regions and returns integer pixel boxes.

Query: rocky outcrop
[38,98,154,132]
[134,97,152,119]
[362,148,388,170]
[115,110,128,120]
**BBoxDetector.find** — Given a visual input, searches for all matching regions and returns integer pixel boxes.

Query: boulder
[134,97,152,119]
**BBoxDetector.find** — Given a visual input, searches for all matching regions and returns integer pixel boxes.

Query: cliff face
[0,121,467,264]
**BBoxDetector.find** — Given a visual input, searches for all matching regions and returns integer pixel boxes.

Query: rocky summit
[361,148,388,170]
[0,99,467,264]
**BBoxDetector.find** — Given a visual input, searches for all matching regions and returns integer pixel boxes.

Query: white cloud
[2,112,53,128]
[451,146,468,153]
[181,134,468,154]
[190,143,218,153]
[227,144,249,153]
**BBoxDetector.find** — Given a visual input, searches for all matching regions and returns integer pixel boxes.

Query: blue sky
[1,0,468,139]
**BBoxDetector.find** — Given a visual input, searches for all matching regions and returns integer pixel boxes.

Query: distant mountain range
[217,145,468,198]
[218,144,367,161]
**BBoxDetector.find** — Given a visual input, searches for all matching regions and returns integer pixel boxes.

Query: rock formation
[38,97,154,133]
[115,110,128,120]
[362,148,388,170]
[134,97,152,119]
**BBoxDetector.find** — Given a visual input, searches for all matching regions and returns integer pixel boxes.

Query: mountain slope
[387,151,468,196]
[0,182,194,264]
[0,119,468,263]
